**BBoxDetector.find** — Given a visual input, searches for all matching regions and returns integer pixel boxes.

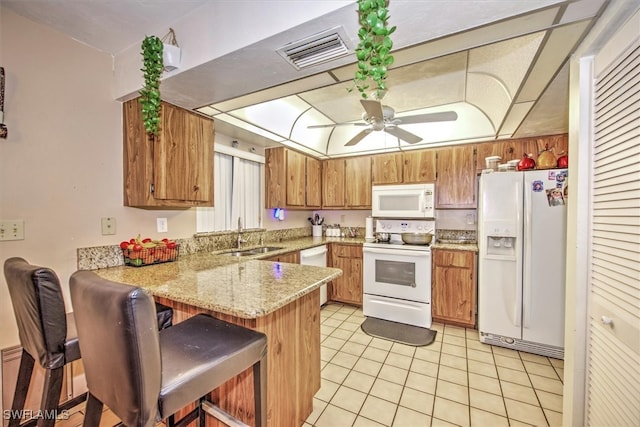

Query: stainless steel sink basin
[222,251,255,257]
[247,246,284,254]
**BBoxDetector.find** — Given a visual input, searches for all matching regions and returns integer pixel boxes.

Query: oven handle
[363,247,431,258]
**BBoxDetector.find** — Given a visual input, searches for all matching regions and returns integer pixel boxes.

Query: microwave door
[374,190,428,218]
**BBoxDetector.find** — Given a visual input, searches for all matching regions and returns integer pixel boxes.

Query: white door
[478,172,524,339]
[522,169,567,347]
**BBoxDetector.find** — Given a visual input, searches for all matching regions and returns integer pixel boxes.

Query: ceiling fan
[308,99,458,146]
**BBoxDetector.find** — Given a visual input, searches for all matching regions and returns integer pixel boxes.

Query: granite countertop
[92,237,363,319]
[431,241,479,252]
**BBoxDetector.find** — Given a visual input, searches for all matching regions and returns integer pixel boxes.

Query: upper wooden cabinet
[432,249,477,328]
[436,145,477,209]
[123,98,214,208]
[322,156,372,209]
[371,150,436,185]
[265,147,320,209]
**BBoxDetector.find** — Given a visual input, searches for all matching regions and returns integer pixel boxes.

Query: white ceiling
[2,0,610,158]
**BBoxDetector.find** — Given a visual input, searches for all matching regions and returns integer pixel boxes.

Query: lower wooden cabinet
[432,249,476,328]
[328,244,363,306]
[264,251,300,264]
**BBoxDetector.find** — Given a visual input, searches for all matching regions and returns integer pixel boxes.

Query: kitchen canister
[365,217,375,242]
[312,225,323,237]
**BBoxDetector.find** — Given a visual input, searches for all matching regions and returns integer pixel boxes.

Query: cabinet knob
[193,185,199,192]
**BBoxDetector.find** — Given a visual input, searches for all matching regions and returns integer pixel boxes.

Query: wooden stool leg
[8,350,35,427]
[82,393,104,427]
[37,366,64,427]
[253,352,267,427]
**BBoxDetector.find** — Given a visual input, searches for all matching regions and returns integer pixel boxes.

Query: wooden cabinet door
[322,159,346,208]
[345,157,372,208]
[329,244,363,305]
[285,149,306,207]
[265,147,286,208]
[436,145,477,208]
[432,250,476,327]
[404,149,436,183]
[123,98,214,208]
[372,153,403,185]
[306,157,322,208]
[263,251,299,263]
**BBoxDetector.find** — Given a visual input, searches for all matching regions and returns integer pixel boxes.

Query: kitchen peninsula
[93,250,342,426]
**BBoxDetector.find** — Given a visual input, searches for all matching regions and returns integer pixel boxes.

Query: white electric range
[363,219,435,328]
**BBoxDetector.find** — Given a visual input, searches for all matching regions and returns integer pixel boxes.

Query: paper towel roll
[365,216,374,241]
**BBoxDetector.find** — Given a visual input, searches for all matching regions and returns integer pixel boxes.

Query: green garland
[352,0,396,99]
[140,36,163,136]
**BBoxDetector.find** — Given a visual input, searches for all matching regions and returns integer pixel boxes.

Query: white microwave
[372,183,435,218]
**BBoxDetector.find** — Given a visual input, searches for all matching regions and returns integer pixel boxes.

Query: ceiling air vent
[277,26,352,70]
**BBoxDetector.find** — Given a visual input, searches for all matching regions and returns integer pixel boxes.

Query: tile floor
[56,302,564,427]
[307,303,564,427]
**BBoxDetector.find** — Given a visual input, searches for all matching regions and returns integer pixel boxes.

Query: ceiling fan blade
[361,99,384,120]
[344,128,373,146]
[384,126,423,144]
[395,111,458,125]
[308,122,368,129]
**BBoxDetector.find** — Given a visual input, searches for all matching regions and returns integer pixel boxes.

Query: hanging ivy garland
[352,0,396,100]
[140,35,163,136]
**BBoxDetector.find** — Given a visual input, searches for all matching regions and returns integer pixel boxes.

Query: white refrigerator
[478,169,568,359]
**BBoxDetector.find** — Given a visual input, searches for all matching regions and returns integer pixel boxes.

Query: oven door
[363,247,431,303]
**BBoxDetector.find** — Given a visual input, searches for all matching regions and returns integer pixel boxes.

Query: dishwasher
[300,245,328,306]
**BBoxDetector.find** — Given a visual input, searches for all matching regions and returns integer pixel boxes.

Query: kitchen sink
[221,246,284,256]
[222,251,255,257]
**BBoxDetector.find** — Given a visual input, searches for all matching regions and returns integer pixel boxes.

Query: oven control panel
[375,219,435,234]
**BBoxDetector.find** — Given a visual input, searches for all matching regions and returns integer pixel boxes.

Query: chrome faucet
[237,217,246,248]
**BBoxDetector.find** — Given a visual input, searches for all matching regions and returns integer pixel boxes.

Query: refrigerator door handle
[514,180,524,328]
[522,179,532,328]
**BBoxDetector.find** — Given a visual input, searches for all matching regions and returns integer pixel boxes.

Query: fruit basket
[122,243,179,267]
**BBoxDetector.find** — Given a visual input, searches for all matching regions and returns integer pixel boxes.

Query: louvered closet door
[587,35,640,427]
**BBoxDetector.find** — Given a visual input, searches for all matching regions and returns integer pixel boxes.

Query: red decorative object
[517,153,536,171]
[557,152,568,168]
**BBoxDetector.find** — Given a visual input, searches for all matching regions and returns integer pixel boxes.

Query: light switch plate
[0,220,25,241]
[101,217,116,235]
[157,217,168,233]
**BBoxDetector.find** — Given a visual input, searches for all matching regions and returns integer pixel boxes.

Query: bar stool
[3,257,174,427]
[69,270,268,427]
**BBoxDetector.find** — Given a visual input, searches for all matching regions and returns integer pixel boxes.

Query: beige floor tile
[315,378,340,402]
[323,336,346,351]
[349,332,374,346]
[323,318,343,328]
[436,379,469,405]
[405,371,437,395]
[353,358,383,377]
[370,337,394,350]
[469,388,507,417]
[339,321,362,332]
[354,416,386,427]
[468,359,498,378]
[466,338,492,353]
[399,387,435,415]
[518,352,551,365]
[378,364,409,385]
[342,341,367,357]
[437,365,468,386]
[468,372,502,395]
[338,306,357,314]
[442,343,467,358]
[497,366,531,386]
[330,312,350,321]
[360,395,398,427]
[431,322,445,334]
[392,406,431,426]
[470,407,510,427]
[549,358,564,368]
[410,358,439,377]
[331,328,354,340]
[321,363,350,384]
[390,342,416,357]
[343,370,376,394]
[440,353,468,371]
[323,304,340,312]
[444,324,467,337]
[491,345,521,359]
[362,346,390,363]
[320,359,328,370]
[55,411,83,427]
[315,403,357,427]
[544,408,563,426]
[433,396,470,427]
[414,346,441,363]
[98,408,122,427]
[442,334,466,347]
[332,351,359,370]
[465,328,479,340]
[501,381,539,405]
[321,324,334,336]
[494,354,525,371]
[385,352,413,370]
[370,378,404,404]
[431,417,459,426]
[467,348,495,364]
[523,360,560,379]
[305,398,328,425]
[426,340,443,352]
[554,367,564,381]
[331,385,368,414]
[321,346,337,362]
[504,398,548,426]
[509,419,538,427]
[529,374,564,395]
[536,389,563,412]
